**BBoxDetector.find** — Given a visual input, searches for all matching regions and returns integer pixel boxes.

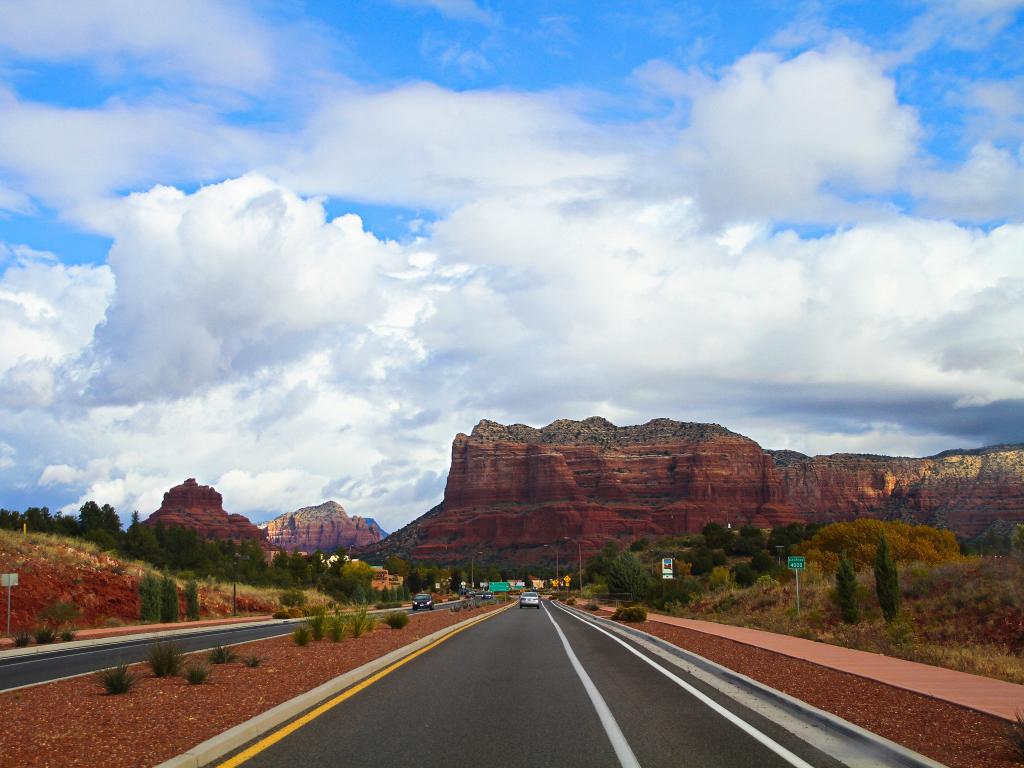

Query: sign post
[661,557,674,580]
[1,573,17,635]
[787,556,805,615]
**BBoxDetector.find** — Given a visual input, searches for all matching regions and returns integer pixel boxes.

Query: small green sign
[787,556,805,570]
[488,581,511,592]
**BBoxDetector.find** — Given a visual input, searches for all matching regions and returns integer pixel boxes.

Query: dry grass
[681,557,1024,685]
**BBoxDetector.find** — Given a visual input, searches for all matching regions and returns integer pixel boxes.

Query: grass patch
[347,606,378,638]
[185,662,210,685]
[383,611,410,629]
[33,627,56,644]
[208,644,238,664]
[97,664,137,695]
[292,624,312,646]
[147,642,184,677]
[13,630,30,647]
[327,615,345,642]
[242,654,263,668]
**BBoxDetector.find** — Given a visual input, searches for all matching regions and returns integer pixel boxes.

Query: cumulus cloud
[679,43,919,224]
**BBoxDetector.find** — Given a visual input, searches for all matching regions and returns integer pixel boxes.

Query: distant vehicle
[412,593,434,611]
[519,591,540,609]
[481,591,494,600]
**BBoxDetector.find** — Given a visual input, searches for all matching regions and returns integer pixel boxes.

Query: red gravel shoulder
[1,604,503,768]
[629,618,1019,768]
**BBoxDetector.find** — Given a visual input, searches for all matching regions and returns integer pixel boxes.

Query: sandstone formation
[360,417,1024,565]
[261,501,385,553]
[143,478,267,543]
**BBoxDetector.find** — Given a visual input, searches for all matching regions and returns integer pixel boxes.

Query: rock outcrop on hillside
[261,501,385,553]
[143,478,267,543]
[360,417,1024,565]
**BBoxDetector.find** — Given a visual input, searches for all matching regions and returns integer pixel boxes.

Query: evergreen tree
[835,556,860,624]
[184,579,200,621]
[607,551,649,601]
[160,574,180,623]
[139,573,162,622]
[874,534,900,622]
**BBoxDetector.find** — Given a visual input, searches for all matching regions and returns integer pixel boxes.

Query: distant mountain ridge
[359,417,1024,565]
[261,501,386,553]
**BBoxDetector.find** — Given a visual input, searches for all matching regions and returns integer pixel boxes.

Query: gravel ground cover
[0,604,503,768]
[628,617,1020,768]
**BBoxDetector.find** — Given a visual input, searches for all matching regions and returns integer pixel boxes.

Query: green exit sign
[788,556,806,570]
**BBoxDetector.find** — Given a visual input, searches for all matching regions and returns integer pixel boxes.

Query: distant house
[370,566,404,591]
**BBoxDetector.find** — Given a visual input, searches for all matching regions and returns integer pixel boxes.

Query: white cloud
[914,143,1024,220]
[679,43,919,224]
[0,0,277,92]
[393,0,495,25]
[0,441,14,470]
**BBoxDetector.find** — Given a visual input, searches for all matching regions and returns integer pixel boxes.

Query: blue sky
[0,0,1022,528]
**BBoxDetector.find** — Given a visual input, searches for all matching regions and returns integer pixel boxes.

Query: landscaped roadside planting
[625,616,1021,768]
[0,603,503,768]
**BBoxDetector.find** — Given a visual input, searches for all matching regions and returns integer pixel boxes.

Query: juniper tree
[835,556,860,624]
[139,572,162,622]
[184,579,200,621]
[874,534,900,622]
[160,574,179,623]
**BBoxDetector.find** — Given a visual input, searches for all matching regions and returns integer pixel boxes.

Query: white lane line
[542,602,642,768]
[552,603,815,768]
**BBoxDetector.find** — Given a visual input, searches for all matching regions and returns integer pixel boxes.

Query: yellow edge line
[217,605,511,768]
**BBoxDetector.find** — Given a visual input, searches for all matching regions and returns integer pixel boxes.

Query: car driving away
[411,593,434,610]
[519,591,540,609]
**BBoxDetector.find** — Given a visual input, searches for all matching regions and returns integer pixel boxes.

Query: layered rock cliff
[143,478,268,543]
[361,417,1024,565]
[261,501,386,553]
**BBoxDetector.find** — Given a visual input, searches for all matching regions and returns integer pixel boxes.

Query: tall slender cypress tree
[835,556,860,624]
[874,534,900,622]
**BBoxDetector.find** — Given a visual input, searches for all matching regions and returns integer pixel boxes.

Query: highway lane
[223,601,849,768]
[0,601,466,692]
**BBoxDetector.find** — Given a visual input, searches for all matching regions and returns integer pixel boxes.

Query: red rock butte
[361,417,1024,565]
[144,478,268,543]
[261,501,385,553]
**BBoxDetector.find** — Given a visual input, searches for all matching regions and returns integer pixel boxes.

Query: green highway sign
[488,581,510,592]
[787,556,805,570]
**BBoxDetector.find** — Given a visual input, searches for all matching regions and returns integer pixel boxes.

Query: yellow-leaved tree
[794,519,960,572]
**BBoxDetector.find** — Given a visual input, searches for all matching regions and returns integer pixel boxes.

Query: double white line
[543,601,815,768]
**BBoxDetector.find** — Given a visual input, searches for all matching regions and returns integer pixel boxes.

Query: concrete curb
[153,603,513,768]
[559,604,946,768]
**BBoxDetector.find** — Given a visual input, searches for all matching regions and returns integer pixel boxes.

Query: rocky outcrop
[361,417,1024,565]
[261,501,386,553]
[143,478,267,543]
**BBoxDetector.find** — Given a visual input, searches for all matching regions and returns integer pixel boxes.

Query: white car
[519,591,541,609]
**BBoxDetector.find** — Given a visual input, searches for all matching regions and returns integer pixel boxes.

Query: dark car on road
[481,591,494,600]
[412,593,434,610]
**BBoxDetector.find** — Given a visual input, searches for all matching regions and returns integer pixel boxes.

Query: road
[0,601,462,692]
[221,602,851,768]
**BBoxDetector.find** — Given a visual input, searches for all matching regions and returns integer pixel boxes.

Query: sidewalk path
[0,614,272,649]
[604,607,1024,722]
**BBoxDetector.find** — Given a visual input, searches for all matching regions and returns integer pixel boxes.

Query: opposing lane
[224,601,847,768]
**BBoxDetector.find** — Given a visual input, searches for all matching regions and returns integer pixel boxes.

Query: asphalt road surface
[224,602,851,768]
[0,602,461,692]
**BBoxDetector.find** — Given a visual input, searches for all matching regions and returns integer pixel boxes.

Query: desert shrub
[308,610,327,641]
[147,641,184,677]
[750,551,775,573]
[138,572,162,622]
[184,579,200,621]
[13,630,30,647]
[796,519,960,573]
[293,624,312,646]
[711,549,728,567]
[586,602,599,611]
[875,535,901,622]
[755,573,779,590]
[272,609,290,619]
[565,597,576,606]
[280,589,307,608]
[40,600,82,629]
[611,605,647,622]
[242,654,263,668]
[607,551,648,601]
[835,556,860,624]
[327,615,345,642]
[731,562,756,587]
[348,606,377,638]
[384,611,409,629]
[885,614,916,648]
[97,664,136,695]
[160,574,179,623]
[287,607,304,619]
[33,627,56,644]
[208,644,238,664]
[61,629,76,641]
[104,616,124,628]
[708,566,733,591]
[185,662,210,685]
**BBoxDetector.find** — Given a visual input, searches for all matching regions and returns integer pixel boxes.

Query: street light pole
[565,537,583,597]
[470,551,482,590]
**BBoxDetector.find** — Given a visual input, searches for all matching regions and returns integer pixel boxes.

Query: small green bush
[293,624,312,646]
[272,609,290,619]
[586,602,599,611]
[184,579,200,621]
[280,589,307,608]
[287,607,304,619]
[13,629,30,647]
[242,654,263,668]
[611,605,647,622]
[565,597,576,605]
[97,664,136,695]
[327,615,345,642]
[147,641,184,677]
[139,572,162,622]
[40,600,82,629]
[208,644,238,664]
[33,627,56,644]
[160,574,179,623]
[61,629,77,641]
[185,662,210,685]
[308,611,326,641]
[348,606,377,638]
[384,611,409,629]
